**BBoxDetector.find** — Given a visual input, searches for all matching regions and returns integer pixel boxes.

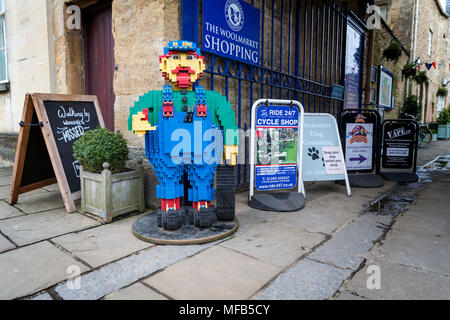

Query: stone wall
[375,0,450,122]
[371,21,410,120]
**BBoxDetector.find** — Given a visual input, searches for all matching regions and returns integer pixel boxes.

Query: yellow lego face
[159,51,206,90]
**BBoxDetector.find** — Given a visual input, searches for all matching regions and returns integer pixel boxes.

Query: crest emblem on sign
[349,125,369,144]
[225,0,244,32]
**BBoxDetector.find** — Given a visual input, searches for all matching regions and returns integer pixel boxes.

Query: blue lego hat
[164,40,201,55]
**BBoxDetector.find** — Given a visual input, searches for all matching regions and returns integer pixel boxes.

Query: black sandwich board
[380,119,419,183]
[9,93,104,213]
[340,108,384,188]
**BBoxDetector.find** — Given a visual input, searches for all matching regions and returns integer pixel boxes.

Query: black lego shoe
[195,207,217,228]
[161,209,184,231]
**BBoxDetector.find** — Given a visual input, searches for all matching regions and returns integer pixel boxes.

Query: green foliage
[383,41,402,62]
[437,109,450,125]
[401,62,417,79]
[436,87,448,97]
[414,71,429,85]
[400,95,421,118]
[73,128,129,173]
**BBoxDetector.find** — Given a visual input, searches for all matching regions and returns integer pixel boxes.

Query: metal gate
[182,0,352,187]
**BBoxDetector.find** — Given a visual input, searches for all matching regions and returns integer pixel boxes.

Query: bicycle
[403,113,433,147]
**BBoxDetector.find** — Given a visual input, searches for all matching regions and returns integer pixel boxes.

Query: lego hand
[224,145,238,166]
[132,111,156,136]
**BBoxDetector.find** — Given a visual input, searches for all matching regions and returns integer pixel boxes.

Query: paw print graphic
[308,147,320,160]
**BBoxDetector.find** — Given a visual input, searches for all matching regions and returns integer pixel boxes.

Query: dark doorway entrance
[83,1,115,131]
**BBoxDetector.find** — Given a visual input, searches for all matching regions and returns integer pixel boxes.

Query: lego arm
[128,91,159,136]
[208,92,239,166]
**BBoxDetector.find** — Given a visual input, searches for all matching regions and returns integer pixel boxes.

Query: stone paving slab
[28,292,54,300]
[374,229,450,276]
[103,282,167,300]
[145,246,282,300]
[55,241,218,300]
[346,258,450,300]
[307,214,393,270]
[0,200,24,220]
[393,208,449,237]
[0,241,90,300]
[235,208,285,233]
[0,233,15,253]
[0,185,48,200]
[255,258,351,300]
[0,175,11,186]
[221,221,325,267]
[42,183,61,192]
[13,191,65,213]
[0,167,12,177]
[0,209,100,246]
[333,290,367,300]
[53,215,152,268]
[278,207,357,235]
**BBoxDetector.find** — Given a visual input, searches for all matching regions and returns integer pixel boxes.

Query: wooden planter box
[80,161,145,222]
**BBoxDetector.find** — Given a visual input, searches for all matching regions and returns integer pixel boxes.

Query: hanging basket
[437,87,448,97]
[414,71,429,85]
[402,63,417,79]
[383,42,402,62]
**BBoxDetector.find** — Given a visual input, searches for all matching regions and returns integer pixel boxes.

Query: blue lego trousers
[145,111,222,203]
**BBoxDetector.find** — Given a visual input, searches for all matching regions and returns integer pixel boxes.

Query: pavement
[0,140,449,300]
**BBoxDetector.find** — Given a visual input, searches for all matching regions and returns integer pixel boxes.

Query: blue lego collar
[164,40,201,55]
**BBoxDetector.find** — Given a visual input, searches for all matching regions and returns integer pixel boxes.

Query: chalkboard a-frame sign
[9,93,105,213]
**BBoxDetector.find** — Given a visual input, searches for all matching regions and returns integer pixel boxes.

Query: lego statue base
[132,207,238,245]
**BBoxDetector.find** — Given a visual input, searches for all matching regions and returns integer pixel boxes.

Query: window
[428,30,433,56]
[0,0,7,83]
[438,96,445,113]
[379,4,388,21]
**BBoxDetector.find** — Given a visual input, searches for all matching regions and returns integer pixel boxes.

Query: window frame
[0,0,9,84]
[427,30,433,57]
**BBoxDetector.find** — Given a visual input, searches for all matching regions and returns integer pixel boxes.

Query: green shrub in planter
[383,41,402,62]
[437,109,450,140]
[73,128,129,174]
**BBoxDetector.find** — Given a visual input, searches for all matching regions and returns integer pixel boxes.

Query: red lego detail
[197,104,207,117]
[141,108,149,121]
[163,101,174,117]
[193,201,210,211]
[161,198,180,211]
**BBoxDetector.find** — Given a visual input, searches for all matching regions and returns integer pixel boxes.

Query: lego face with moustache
[159,41,206,90]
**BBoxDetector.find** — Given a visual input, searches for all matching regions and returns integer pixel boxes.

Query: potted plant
[402,62,417,79]
[73,128,145,222]
[383,41,402,62]
[414,71,429,86]
[437,109,450,140]
[436,87,448,97]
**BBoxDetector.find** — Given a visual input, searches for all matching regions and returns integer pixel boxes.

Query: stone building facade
[375,0,450,122]
[0,0,372,171]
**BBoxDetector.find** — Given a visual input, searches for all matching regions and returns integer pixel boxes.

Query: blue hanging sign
[255,105,299,191]
[202,0,260,66]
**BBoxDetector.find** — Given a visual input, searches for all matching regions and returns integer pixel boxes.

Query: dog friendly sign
[302,113,350,196]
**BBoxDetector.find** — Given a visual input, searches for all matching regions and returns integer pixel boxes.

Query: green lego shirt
[128,89,239,146]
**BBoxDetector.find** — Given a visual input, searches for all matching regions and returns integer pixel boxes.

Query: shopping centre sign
[202,0,260,66]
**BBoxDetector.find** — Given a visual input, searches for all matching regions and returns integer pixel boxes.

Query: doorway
[83,1,115,131]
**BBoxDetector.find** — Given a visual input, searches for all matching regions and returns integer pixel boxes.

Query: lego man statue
[129,41,238,230]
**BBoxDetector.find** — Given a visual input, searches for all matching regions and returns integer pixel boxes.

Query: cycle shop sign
[255,105,299,191]
[202,0,260,66]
